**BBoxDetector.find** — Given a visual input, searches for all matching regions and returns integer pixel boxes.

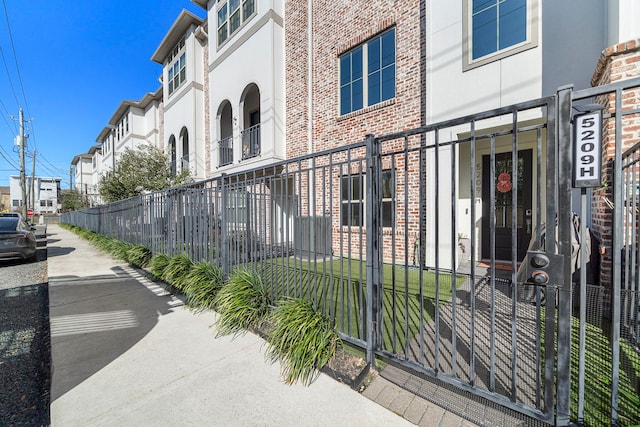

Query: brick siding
[285,0,425,263]
[590,38,640,289]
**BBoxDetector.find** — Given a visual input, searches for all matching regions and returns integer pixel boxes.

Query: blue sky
[0,1,206,188]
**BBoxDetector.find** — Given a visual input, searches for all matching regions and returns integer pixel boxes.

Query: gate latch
[523,250,564,287]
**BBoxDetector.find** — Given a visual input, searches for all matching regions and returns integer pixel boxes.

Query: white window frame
[217,0,256,47]
[340,170,394,228]
[462,0,538,71]
[168,52,186,96]
[339,27,396,116]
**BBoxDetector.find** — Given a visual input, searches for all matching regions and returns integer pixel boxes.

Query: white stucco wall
[162,25,206,180]
[207,0,285,175]
[541,0,606,95]
[427,0,543,125]
[607,0,640,46]
[142,100,162,148]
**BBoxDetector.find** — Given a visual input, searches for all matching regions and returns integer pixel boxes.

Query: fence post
[220,174,229,276]
[365,134,381,365]
[166,191,173,255]
[556,85,574,426]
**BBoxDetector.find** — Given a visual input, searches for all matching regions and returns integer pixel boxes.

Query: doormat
[477,262,519,271]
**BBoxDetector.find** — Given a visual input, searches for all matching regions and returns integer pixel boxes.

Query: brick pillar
[590,39,640,289]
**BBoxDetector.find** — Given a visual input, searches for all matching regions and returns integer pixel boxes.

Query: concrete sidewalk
[47,224,473,426]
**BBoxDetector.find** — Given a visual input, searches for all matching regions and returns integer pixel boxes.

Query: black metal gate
[364,95,562,424]
[365,79,640,425]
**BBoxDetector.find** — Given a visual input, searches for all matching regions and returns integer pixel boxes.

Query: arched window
[217,101,233,167]
[180,127,189,171]
[168,135,176,175]
[240,83,260,160]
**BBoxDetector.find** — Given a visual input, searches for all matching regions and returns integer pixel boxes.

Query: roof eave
[151,10,204,64]
[191,0,208,10]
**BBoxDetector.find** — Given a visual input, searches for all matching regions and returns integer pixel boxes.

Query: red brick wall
[285,0,425,263]
[286,0,423,154]
[590,39,640,288]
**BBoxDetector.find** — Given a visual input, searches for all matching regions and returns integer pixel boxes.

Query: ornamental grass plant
[184,261,224,312]
[127,245,152,268]
[162,253,193,291]
[107,239,133,261]
[266,298,340,385]
[149,253,171,280]
[213,269,271,337]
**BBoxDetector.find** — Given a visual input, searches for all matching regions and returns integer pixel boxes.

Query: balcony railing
[218,136,234,167]
[241,123,261,160]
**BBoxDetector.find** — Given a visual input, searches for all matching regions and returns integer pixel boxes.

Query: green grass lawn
[568,317,640,426]
[250,256,459,354]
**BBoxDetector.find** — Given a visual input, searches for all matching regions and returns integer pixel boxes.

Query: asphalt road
[0,228,50,426]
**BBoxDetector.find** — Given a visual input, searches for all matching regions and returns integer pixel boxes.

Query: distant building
[71,146,102,207]
[0,186,10,212]
[9,176,62,214]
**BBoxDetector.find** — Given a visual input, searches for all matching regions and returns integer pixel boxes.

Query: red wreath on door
[497,172,512,193]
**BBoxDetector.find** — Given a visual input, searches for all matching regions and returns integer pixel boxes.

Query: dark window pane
[243,0,255,19]
[381,65,395,101]
[341,202,363,227]
[351,202,363,226]
[473,0,496,14]
[368,70,381,106]
[218,4,228,26]
[381,30,395,67]
[353,176,363,199]
[499,0,527,49]
[230,11,241,33]
[340,85,351,115]
[472,7,497,59]
[341,204,348,226]
[352,47,363,80]
[381,170,394,199]
[368,37,380,72]
[352,79,363,111]
[382,201,393,227]
[218,27,227,45]
[340,55,351,85]
[341,176,349,201]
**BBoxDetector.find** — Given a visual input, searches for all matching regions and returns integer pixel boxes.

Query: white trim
[462,0,539,71]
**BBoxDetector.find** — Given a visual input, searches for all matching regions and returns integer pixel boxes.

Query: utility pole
[18,108,27,219]
[30,150,36,214]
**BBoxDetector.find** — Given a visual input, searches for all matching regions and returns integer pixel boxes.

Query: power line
[0,98,18,134]
[2,0,36,152]
[2,1,31,117]
[37,151,68,176]
[0,43,19,108]
[0,150,18,169]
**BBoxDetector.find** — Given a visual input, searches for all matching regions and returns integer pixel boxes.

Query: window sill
[462,41,537,72]
[337,98,396,123]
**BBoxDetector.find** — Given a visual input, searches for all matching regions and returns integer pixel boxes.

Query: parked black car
[0,217,37,261]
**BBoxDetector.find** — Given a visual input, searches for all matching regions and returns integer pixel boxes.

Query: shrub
[266,298,340,385]
[149,253,171,280]
[108,239,133,261]
[213,270,271,337]
[127,245,152,268]
[184,261,224,312]
[162,253,193,291]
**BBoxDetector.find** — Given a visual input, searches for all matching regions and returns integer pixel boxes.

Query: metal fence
[62,79,640,426]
